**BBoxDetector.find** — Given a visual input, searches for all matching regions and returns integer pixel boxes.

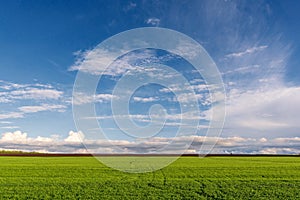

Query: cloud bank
[0,130,299,155]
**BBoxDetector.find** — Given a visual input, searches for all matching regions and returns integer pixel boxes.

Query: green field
[0,156,299,199]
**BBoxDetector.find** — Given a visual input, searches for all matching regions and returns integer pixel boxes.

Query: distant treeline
[0,152,299,157]
[0,150,41,154]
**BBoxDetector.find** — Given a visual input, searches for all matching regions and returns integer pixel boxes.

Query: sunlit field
[0,156,299,199]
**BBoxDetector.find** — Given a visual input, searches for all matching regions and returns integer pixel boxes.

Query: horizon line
[0,153,299,157]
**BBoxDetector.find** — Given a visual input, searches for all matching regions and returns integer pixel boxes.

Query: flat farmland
[0,156,299,199]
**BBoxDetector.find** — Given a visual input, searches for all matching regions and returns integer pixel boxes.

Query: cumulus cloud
[0,130,299,154]
[1,131,27,142]
[64,131,84,143]
[0,131,84,153]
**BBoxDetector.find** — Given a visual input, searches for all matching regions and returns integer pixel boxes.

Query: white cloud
[0,130,85,153]
[64,131,84,143]
[227,82,235,86]
[192,84,209,92]
[157,83,212,106]
[18,104,66,113]
[0,95,12,103]
[95,94,117,102]
[222,65,260,75]
[190,79,204,84]
[176,93,204,103]
[273,137,300,144]
[210,38,297,138]
[69,49,157,76]
[94,110,208,123]
[133,96,159,103]
[223,86,300,136]
[0,121,12,124]
[0,80,68,120]
[1,131,27,142]
[146,18,160,26]
[172,39,200,59]
[0,81,64,102]
[159,84,184,93]
[259,137,267,143]
[0,130,299,154]
[226,45,268,58]
[0,112,24,120]
[0,126,19,129]
[35,136,54,143]
[0,104,66,120]
[0,80,29,90]
[73,93,117,105]
[259,148,299,154]
[10,88,63,100]
[69,48,120,75]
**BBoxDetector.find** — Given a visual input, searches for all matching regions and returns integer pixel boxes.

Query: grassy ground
[0,156,299,199]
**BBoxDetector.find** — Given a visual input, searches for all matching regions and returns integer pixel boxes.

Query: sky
[1,0,300,154]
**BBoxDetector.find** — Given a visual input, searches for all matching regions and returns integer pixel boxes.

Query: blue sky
[1,0,300,154]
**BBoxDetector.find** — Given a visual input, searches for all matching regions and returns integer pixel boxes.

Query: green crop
[0,156,299,199]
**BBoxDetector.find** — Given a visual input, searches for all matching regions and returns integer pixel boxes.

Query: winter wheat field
[0,156,299,199]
